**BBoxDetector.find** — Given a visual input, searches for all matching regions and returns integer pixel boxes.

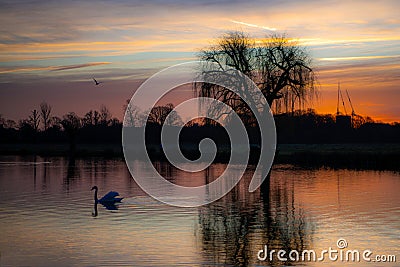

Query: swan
[91,186,123,204]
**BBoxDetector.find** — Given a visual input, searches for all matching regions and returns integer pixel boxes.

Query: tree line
[0,101,186,147]
[1,101,399,149]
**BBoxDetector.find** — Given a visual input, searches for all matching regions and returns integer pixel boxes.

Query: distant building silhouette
[336,115,352,129]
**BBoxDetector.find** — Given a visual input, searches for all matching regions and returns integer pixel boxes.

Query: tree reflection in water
[132,161,314,266]
[196,169,314,267]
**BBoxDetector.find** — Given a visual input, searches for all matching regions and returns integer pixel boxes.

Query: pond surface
[0,156,399,266]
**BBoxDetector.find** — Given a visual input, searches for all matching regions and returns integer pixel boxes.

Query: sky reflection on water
[0,156,398,266]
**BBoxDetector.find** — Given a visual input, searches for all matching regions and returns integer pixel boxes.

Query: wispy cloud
[0,62,110,74]
[0,39,207,62]
[318,55,400,61]
[230,20,277,31]
[298,37,400,46]
[52,62,110,71]
[0,66,54,74]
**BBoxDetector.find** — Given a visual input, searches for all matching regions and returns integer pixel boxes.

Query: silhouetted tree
[18,119,30,130]
[0,115,16,130]
[40,102,52,131]
[93,110,100,125]
[148,103,183,126]
[0,114,5,127]
[110,117,120,126]
[185,117,209,127]
[351,114,374,129]
[61,112,81,152]
[17,119,36,142]
[50,116,62,130]
[5,119,16,129]
[123,99,145,127]
[196,31,317,119]
[28,109,40,132]
[82,107,113,127]
[82,110,96,126]
[82,110,100,126]
[99,105,112,126]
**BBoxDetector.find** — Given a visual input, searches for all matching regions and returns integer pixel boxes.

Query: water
[0,155,399,266]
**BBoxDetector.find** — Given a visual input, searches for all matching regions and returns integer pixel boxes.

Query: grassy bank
[275,143,400,170]
[0,143,123,157]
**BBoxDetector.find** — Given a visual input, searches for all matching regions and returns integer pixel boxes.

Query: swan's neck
[94,188,98,203]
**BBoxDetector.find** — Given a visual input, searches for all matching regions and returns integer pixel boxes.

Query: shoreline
[1,143,399,170]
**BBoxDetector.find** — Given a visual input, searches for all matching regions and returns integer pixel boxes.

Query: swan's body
[91,186,123,204]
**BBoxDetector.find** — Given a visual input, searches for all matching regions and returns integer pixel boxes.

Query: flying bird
[92,78,102,85]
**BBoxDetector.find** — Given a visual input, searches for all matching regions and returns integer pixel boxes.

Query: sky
[0,0,399,122]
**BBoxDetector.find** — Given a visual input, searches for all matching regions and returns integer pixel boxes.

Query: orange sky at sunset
[0,0,399,122]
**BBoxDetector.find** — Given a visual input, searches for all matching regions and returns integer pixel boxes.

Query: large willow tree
[196,31,317,123]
